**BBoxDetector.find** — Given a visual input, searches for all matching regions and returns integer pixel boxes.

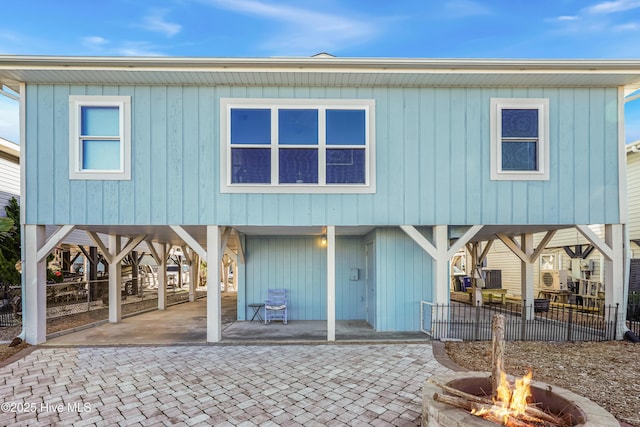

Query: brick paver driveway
[0,343,450,426]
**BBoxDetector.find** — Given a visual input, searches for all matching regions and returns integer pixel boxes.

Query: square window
[326,109,366,146]
[278,109,318,145]
[69,95,131,180]
[231,109,271,144]
[81,106,120,136]
[82,140,121,170]
[501,109,538,138]
[490,98,549,181]
[501,141,537,171]
[231,148,271,183]
[326,149,366,184]
[279,148,318,183]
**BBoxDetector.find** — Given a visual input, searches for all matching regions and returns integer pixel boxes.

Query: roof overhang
[0,137,19,159]
[626,140,640,154]
[2,55,640,92]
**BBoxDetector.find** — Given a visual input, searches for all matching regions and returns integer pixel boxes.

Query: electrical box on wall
[350,268,359,281]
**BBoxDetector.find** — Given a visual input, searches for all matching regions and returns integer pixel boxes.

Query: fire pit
[422,371,619,426]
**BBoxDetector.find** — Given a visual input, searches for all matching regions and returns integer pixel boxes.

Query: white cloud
[203,0,378,54]
[141,9,182,37]
[83,36,109,50]
[550,0,640,35]
[585,0,640,14]
[116,41,167,57]
[613,22,640,31]
[555,15,580,21]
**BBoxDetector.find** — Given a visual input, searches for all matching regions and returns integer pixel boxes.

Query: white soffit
[1,56,640,92]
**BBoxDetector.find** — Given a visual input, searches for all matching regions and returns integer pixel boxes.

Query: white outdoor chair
[264,289,287,324]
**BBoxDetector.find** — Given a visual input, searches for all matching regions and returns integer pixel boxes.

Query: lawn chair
[264,288,287,324]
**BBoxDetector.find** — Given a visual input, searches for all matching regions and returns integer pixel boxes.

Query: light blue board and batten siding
[238,232,429,331]
[25,84,620,226]
[373,227,434,331]
[239,236,366,321]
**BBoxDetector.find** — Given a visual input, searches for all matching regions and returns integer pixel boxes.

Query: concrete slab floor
[45,294,430,346]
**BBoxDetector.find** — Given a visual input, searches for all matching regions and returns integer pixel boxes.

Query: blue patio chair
[264,289,287,324]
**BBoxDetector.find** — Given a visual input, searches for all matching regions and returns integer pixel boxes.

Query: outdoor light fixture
[321,234,327,246]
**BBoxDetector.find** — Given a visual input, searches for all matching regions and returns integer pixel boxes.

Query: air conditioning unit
[540,270,569,291]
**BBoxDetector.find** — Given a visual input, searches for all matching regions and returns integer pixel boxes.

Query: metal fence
[0,279,207,327]
[0,303,17,327]
[627,293,640,336]
[421,300,619,341]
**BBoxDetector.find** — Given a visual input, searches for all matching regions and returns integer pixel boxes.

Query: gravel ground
[445,340,640,427]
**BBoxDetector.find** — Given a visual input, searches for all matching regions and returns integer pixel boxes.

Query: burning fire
[472,370,534,426]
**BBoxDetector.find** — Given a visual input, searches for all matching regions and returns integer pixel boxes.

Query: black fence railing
[0,305,17,327]
[627,293,640,336]
[421,301,620,341]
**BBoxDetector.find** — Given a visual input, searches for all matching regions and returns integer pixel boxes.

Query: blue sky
[1,0,640,143]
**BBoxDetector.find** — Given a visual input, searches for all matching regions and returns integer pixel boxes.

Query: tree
[0,197,21,285]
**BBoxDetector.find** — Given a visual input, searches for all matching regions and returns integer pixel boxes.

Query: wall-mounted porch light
[321,234,327,246]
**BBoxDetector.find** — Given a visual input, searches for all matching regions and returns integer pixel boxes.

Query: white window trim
[490,98,549,181]
[220,98,376,194]
[69,95,131,180]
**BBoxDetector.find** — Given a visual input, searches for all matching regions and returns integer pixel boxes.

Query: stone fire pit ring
[422,371,619,427]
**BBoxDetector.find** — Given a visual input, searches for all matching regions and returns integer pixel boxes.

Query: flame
[472,370,533,426]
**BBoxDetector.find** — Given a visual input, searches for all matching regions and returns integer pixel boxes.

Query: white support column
[207,225,221,342]
[605,224,625,339]
[24,225,47,344]
[189,251,198,302]
[108,235,122,323]
[156,243,167,310]
[521,233,535,320]
[327,226,336,342]
[433,225,450,306]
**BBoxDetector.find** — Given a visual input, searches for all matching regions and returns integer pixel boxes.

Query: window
[220,98,375,193]
[490,98,549,181]
[69,95,131,180]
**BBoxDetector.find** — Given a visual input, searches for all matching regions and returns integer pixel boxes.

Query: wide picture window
[221,99,375,193]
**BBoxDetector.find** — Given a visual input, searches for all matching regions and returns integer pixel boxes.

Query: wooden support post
[605,224,625,340]
[327,225,336,342]
[23,225,47,344]
[108,235,122,323]
[207,225,221,342]
[156,243,167,310]
[521,233,535,321]
[491,314,505,398]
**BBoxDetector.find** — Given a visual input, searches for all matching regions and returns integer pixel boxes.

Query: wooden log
[434,393,564,427]
[429,380,493,405]
[432,392,484,412]
[431,380,566,426]
[491,313,505,398]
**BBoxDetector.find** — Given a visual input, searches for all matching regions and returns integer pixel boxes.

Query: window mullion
[119,102,125,171]
[271,107,278,185]
[318,107,326,185]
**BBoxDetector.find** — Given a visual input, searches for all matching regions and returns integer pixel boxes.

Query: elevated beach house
[1,55,639,344]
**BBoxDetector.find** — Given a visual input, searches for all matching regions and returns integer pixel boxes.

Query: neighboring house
[0,136,19,215]
[626,140,640,293]
[476,226,605,300]
[479,139,640,303]
[1,55,639,344]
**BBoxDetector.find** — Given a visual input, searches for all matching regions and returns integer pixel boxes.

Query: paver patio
[0,343,450,426]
